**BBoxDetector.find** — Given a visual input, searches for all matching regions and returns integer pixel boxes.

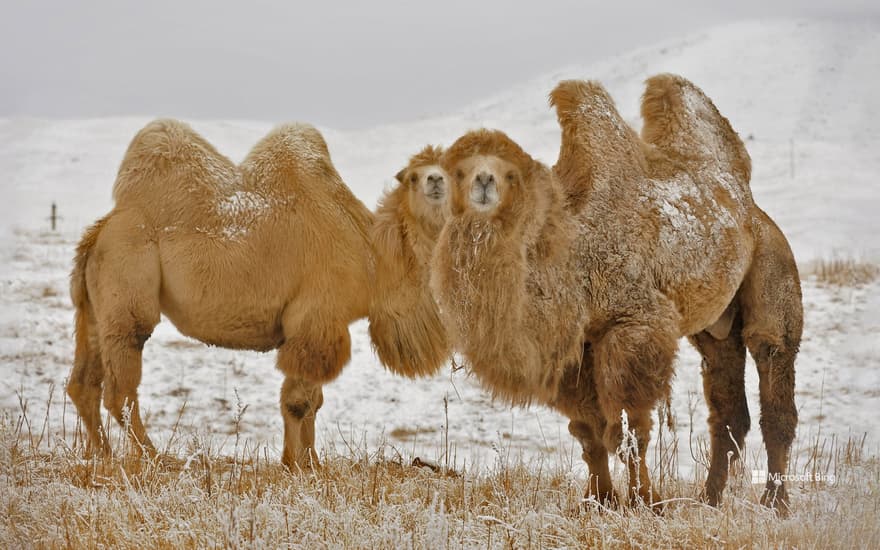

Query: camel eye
[506,171,516,183]
[410,173,418,184]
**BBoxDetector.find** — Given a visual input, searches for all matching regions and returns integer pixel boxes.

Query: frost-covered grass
[1,402,878,549]
[808,257,879,287]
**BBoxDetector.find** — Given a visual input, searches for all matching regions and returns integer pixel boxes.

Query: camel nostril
[475,172,494,187]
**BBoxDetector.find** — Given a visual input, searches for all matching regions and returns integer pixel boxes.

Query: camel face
[395,162,449,221]
[451,154,520,214]
[409,164,448,207]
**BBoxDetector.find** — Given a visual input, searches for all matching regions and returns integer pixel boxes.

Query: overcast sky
[1,1,876,129]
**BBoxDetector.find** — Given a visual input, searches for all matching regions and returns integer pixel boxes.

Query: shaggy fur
[368,146,451,377]
[66,121,450,470]
[431,130,582,406]
[552,76,802,513]
[432,75,801,513]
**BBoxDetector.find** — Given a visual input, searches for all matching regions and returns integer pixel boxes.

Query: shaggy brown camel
[67,120,450,470]
[431,74,801,513]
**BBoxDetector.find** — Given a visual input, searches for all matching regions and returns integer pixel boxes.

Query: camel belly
[663,247,750,337]
[157,242,290,351]
[645,178,754,337]
[161,300,285,351]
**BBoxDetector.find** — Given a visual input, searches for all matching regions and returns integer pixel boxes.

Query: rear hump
[641,73,751,184]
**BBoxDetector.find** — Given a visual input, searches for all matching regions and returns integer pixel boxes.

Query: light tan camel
[369,145,451,377]
[67,120,450,470]
[431,74,801,513]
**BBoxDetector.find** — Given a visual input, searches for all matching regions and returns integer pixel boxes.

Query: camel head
[395,145,449,226]
[442,129,540,220]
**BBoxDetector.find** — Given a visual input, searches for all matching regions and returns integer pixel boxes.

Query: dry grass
[808,257,879,287]
[1,402,878,549]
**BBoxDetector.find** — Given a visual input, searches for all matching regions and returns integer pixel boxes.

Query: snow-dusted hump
[641,73,752,185]
[550,80,632,141]
[241,123,333,181]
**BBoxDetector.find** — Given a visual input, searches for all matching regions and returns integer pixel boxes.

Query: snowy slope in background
[1,19,878,478]
[460,18,880,261]
[2,19,878,260]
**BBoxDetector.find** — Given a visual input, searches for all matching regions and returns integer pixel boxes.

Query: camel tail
[641,73,751,184]
[70,217,108,355]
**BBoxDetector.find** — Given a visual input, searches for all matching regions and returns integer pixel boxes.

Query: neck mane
[368,183,450,379]
[433,163,573,405]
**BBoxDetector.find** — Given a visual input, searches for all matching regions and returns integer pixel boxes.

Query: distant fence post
[49,202,60,231]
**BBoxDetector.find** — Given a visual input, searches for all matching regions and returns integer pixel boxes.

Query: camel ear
[395,169,406,183]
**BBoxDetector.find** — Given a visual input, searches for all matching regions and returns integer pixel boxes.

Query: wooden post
[50,202,58,231]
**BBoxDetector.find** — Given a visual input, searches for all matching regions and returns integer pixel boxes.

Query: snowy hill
[1,19,878,477]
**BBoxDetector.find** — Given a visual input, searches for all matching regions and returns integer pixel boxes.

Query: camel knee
[100,366,143,421]
[601,410,652,459]
[280,378,323,470]
[751,344,798,445]
[66,378,85,405]
[704,382,751,449]
[568,419,593,441]
[281,378,323,418]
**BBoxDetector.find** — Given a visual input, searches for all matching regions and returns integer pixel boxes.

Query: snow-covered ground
[1,19,878,478]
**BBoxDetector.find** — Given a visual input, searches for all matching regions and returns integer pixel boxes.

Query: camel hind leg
[740,211,803,515]
[67,307,109,456]
[688,309,750,506]
[99,327,158,456]
[90,222,161,456]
